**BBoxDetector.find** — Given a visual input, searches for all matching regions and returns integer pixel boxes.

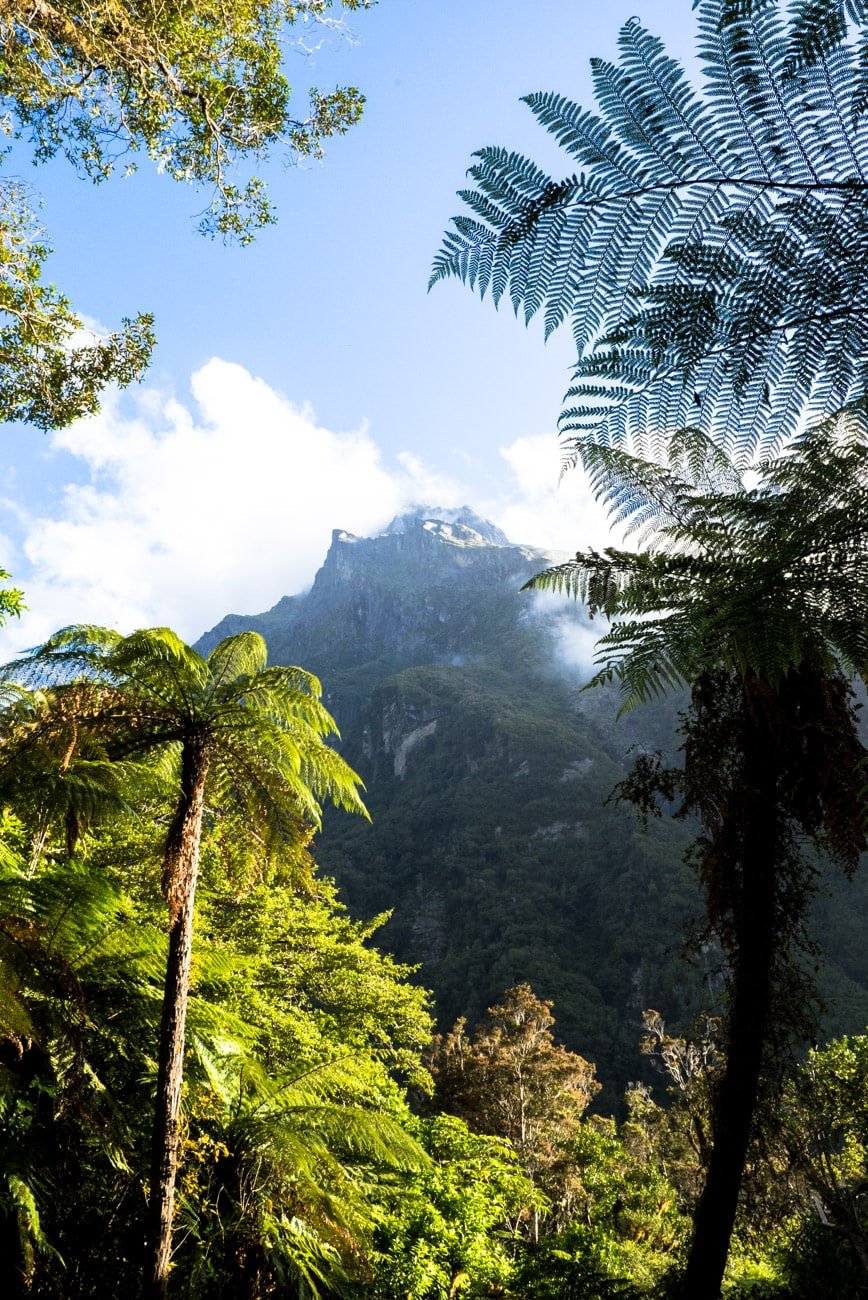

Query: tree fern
[0,853,168,1291]
[178,1037,428,1298]
[526,406,868,706]
[525,404,868,1292]
[437,5,868,1286]
[0,626,369,1298]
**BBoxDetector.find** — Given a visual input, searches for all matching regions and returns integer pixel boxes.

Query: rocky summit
[198,508,868,1103]
[200,505,562,673]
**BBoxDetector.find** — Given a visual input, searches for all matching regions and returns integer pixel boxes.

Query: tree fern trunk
[146,735,209,1300]
[683,690,778,1298]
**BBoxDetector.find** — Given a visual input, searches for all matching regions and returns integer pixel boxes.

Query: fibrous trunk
[146,735,209,1300]
[683,684,779,1298]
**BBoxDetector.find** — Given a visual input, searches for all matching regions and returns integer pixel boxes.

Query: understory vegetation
[0,636,863,1297]
[2,754,867,1299]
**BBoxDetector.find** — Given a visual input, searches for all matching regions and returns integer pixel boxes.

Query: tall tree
[0,625,367,1298]
[428,984,599,1228]
[526,425,868,1295]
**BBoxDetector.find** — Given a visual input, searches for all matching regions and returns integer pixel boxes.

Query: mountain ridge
[197,508,868,1104]
[200,506,560,646]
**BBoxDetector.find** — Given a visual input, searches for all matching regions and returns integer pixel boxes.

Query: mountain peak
[197,504,553,670]
[382,506,510,547]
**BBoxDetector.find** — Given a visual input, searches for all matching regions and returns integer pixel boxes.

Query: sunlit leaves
[0,0,371,429]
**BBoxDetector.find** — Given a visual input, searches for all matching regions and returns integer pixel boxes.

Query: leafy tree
[0,626,367,1298]
[0,0,374,429]
[427,984,599,1230]
[510,1232,641,1300]
[0,583,23,631]
[432,0,868,464]
[199,864,433,1097]
[177,837,438,1296]
[511,1108,688,1298]
[360,1113,536,1300]
[781,1034,868,1278]
[631,1015,794,1286]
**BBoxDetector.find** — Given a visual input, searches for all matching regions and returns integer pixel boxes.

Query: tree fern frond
[618,18,733,175]
[435,0,868,463]
[522,90,639,180]
[526,397,868,702]
[206,632,268,694]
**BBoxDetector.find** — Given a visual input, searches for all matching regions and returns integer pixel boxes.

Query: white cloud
[484,434,620,683]
[484,432,616,555]
[553,616,603,678]
[0,360,412,653]
[526,589,609,684]
[0,364,619,657]
[394,451,465,510]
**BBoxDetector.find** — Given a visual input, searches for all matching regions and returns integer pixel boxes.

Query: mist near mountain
[199,508,868,1101]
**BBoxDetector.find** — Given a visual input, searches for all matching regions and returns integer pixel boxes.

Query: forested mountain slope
[199,509,868,1100]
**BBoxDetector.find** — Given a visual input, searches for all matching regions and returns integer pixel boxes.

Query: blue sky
[0,0,696,652]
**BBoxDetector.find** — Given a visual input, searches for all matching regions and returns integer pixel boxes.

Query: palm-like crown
[526,412,868,707]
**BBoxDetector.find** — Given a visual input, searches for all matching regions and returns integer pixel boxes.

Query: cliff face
[200,506,560,673]
[198,507,868,1103]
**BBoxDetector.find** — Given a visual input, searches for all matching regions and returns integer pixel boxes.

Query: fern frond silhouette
[433,0,868,463]
[526,405,868,706]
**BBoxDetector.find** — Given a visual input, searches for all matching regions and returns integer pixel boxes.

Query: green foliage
[360,1113,536,1300]
[0,175,155,429]
[562,1113,688,1281]
[0,0,373,430]
[525,418,868,708]
[427,984,599,1219]
[174,1044,429,1299]
[0,848,167,1293]
[199,867,433,1095]
[0,625,371,1292]
[0,786,438,1297]
[0,0,371,228]
[0,570,24,648]
[778,1219,867,1298]
[625,1015,718,1213]
[2,626,368,846]
[778,1035,868,1280]
[5,781,868,1300]
[511,1225,660,1299]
